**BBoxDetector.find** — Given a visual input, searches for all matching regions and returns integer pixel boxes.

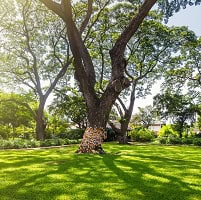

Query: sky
[133,5,201,113]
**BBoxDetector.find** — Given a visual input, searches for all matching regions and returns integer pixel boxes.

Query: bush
[58,129,84,140]
[158,137,167,144]
[182,138,194,145]
[158,125,179,138]
[0,140,11,149]
[129,126,154,142]
[40,139,65,147]
[105,128,116,141]
[195,132,201,138]
[193,138,201,146]
[158,136,201,146]
[0,138,40,149]
[0,138,81,149]
[167,136,182,145]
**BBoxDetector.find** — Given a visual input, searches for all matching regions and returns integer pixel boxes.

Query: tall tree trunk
[36,98,46,140]
[118,116,130,144]
[110,83,136,144]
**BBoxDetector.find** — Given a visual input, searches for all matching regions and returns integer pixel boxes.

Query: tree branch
[39,0,65,20]
[79,0,93,34]
[110,0,157,57]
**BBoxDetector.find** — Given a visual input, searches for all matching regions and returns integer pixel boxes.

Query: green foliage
[167,135,183,144]
[105,128,116,142]
[157,130,201,146]
[129,126,154,142]
[158,136,201,146]
[193,138,201,146]
[158,0,201,23]
[40,138,66,147]
[0,125,11,139]
[196,115,201,131]
[0,139,40,149]
[154,92,197,124]
[0,138,81,149]
[158,124,179,137]
[154,91,198,138]
[0,92,36,139]
[158,137,167,144]
[58,129,84,140]
[182,137,194,145]
[131,105,157,128]
[49,87,87,129]
[45,115,70,139]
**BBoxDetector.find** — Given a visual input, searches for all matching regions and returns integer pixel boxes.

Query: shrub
[167,136,182,145]
[69,139,82,144]
[59,129,84,140]
[182,138,194,145]
[195,132,201,138]
[12,138,27,148]
[0,138,39,149]
[129,126,154,142]
[158,125,178,138]
[40,139,65,147]
[0,138,81,149]
[105,128,116,141]
[158,137,167,144]
[193,138,201,146]
[0,140,11,149]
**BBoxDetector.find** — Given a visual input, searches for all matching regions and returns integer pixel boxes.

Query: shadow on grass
[0,144,201,200]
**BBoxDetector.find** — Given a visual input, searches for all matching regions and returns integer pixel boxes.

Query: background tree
[163,35,201,114]
[107,10,195,143]
[153,91,197,137]
[39,0,201,153]
[131,105,157,128]
[0,92,35,139]
[0,0,72,140]
[49,87,88,129]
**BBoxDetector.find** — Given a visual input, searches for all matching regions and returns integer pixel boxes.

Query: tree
[163,35,201,100]
[0,92,35,139]
[39,0,201,153]
[131,105,157,128]
[107,10,194,143]
[153,91,197,137]
[0,0,72,140]
[49,87,88,129]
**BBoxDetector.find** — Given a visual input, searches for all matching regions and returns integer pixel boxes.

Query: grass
[0,143,201,200]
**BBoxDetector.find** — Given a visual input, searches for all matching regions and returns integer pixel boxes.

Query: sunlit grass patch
[0,143,201,200]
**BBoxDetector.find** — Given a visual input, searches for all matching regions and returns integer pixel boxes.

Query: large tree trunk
[76,105,110,153]
[76,127,106,154]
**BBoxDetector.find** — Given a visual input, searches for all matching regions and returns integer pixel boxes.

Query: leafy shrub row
[57,129,84,140]
[0,138,81,149]
[158,136,201,146]
[129,126,154,142]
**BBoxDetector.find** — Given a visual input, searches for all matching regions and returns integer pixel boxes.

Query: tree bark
[76,127,106,154]
[35,97,46,140]
[110,83,136,144]
[76,103,111,153]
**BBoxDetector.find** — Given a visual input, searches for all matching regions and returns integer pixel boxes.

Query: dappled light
[0,144,200,200]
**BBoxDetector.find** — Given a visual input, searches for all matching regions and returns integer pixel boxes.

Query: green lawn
[0,143,201,200]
